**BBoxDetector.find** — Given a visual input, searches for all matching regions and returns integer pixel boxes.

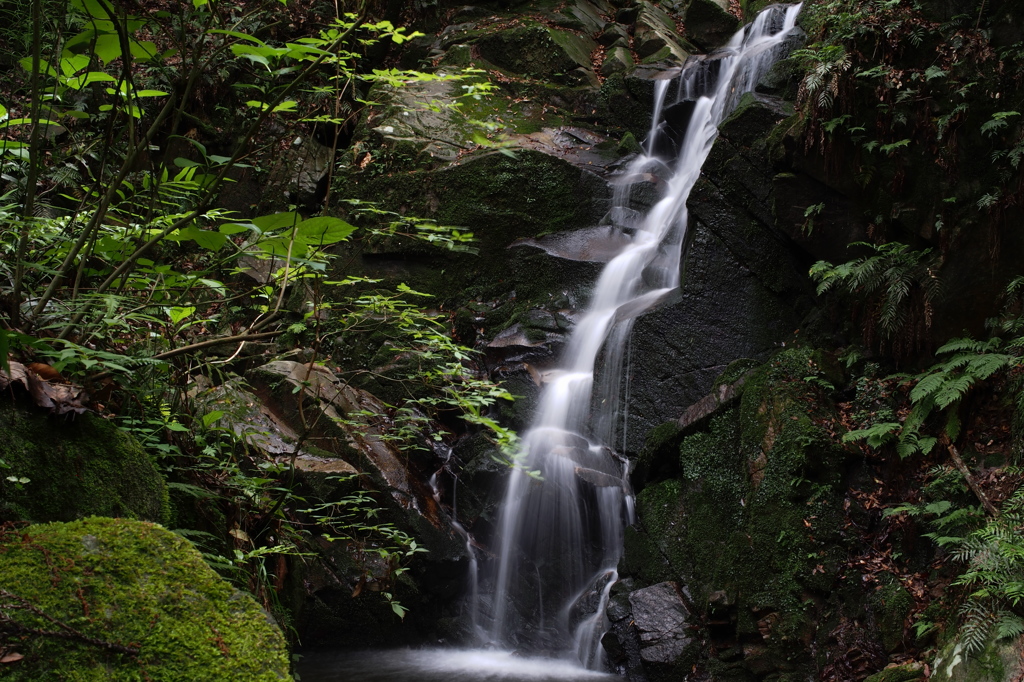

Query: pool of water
[295,648,614,682]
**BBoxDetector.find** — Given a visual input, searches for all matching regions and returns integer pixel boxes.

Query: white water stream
[477,4,803,670]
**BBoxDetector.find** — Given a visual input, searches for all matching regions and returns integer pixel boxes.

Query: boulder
[634,1,690,62]
[0,397,168,524]
[0,517,291,680]
[931,635,1024,682]
[629,581,695,667]
[475,25,597,84]
[601,45,635,77]
[685,0,741,50]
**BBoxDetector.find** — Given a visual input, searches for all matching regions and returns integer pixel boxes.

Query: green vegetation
[0,0,519,668]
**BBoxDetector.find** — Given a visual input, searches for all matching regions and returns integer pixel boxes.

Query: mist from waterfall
[475,4,804,669]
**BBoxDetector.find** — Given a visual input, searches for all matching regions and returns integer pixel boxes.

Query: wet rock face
[629,582,694,665]
[622,91,814,453]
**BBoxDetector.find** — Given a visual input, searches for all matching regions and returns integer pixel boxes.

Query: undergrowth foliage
[0,0,516,636]
[811,241,941,358]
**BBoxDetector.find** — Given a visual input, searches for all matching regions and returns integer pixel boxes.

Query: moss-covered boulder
[475,24,597,84]
[0,517,291,680]
[0,399,168,524]
[622,348,867,679]
[931,635,1024,681]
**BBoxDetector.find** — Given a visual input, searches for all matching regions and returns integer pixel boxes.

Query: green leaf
[167,306,196,325]
[202,410,224,427]
[63,71,118,89]
[252,212,300,232]
[73,0,112,19]
[60,54,90,76]
[208,30,267,46]
[880,139,911,154]
[93,33,122,65]
[257,237,305,257]
[218,223,251,235]
[232,45,272,68]
[18,57,58,77]
[295,216,356,245]
[0,118,60,129]
[167,225,228,251]
[0,141,29,159]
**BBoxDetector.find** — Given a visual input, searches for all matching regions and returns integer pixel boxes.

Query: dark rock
[475,25,597,84]
[599,23,630,46]
[621,87,815,451]
[622,217,804,452]
[685,0,741,51]
[602,45,635,76]
[717,91,794,149]
[615,6,639,23]
[629,582,692,661]
[0,397,168,524]
[634,1,690,62]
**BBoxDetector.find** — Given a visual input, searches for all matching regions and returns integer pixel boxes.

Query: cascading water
[479,3,803,669]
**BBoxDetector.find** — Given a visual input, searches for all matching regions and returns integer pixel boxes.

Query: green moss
[622,478,686,586]
[0,517,291,681]
[714,357,761,387]
[625,349,853,678]
[932,634,1013,682]
[871,574,914,652]
[473,24,595,84]
[0,400,168,524]
[640,45,676,64]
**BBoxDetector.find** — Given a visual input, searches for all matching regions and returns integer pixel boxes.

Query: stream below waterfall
[295,649,612,681]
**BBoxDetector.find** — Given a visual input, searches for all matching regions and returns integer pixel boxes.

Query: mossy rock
[474,24,596,84]
[624,349,856,678]
[0,517,292,680]
[0,399,168,524]
[865,662,926,682]
[931,634,1024,681]
[871,573,914,652]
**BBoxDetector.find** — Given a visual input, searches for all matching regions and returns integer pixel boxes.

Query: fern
[944,487,1024,652]
[810,242,941,345]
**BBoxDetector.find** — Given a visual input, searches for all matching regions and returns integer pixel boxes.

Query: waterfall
[480,4,803,668]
